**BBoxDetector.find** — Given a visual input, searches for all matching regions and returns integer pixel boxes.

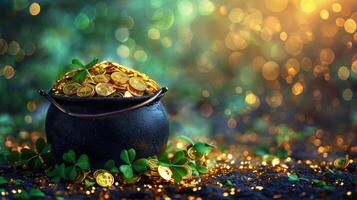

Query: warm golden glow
[292,82,304,95]
[29,2,41,16]
[265,0,288,13]
[262,61,280,81]
[344,19,357,34]
[300,0,316,14]
[320,9,329,20]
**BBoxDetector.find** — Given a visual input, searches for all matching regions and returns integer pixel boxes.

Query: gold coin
[95,172,114,187]
[89,67,106,75]
[123,91,133,98]
[112,83,127,91]
[147,159,159,171]
[83,77,96,85]
[93,169,109,178]
[127,85,144,96]
[146,81,159,91]
[111,71,130,84]
[77,84,95,97]
[65,69,81,79]
[93,74,110,83]
[187,147,197,160]
[128,77,147,91]
[182,165,192,179]
[333,158,349,169]
[95,83,116,97]
[63,82,82,95]
[158,165,172,181]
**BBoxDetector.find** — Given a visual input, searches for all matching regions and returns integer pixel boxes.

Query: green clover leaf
[172,150,187,165]
[62,150,76,164]
[132,158,148,173]
[120,149,131,164]
[120,164,133,179]
[71,58,98,83]
[66,166,77,181]
[104,160,119,174]
[171,166,187,183]
[193,142,214,156]
[77,154,89,170]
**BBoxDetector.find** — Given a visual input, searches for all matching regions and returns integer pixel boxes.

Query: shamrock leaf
[71,59,84,68]
[63,150,76,164]
[20,149,36,160]
[20,148,42,169]
[196,160,208,174]
[35,138,51,155]
[193,142,214,156]
[171,166,187,183]
[72,70,87,83]
[120,149,131,164]
[132,158,148,173]
[172,150,187,165]
[77,154,89,170]
[127,149,136,163]
[70,58,98,83]
[84,58,98,68]
[104,160,119,174]
[66,166,78,181]
[46,163,66,183]
[188,161,199,176]
[120,165,133,179]
[84,179,95,188]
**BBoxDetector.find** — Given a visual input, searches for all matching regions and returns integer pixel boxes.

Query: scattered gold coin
[95,171,114,187]
[158,165,172,181]
[147,159,159,171]
[333,157,349,169]
[187,147,197,160]
[93,169,109,178]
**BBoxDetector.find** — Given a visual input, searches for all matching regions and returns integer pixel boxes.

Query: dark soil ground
[1,160,356,199]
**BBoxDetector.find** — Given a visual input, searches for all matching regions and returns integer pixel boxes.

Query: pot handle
[38,87,168,119]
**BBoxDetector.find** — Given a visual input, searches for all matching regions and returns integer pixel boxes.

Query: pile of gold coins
[52,61,160,97]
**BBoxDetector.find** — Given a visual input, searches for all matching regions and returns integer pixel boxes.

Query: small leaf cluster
[70,58,98,83]
[46,150,90,183]
[287,173,335,191]
[155,135,215,182]
[105,148,148,183]
[6,138,54,170]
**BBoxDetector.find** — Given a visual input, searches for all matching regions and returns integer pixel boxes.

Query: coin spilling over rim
[52,61,160,98]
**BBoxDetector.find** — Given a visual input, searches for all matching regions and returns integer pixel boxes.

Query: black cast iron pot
[39,87,169,168]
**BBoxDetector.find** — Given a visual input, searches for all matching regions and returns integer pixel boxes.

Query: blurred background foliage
[0,0,356,146]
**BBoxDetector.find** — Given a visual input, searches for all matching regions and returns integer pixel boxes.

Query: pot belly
[45,102,169,168]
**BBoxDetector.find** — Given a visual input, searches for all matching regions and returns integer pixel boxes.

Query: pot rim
[49,90,158,103]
